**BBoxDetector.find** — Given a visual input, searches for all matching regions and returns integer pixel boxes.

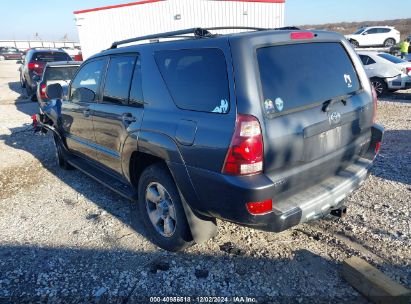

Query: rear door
[61,58,107,161]
[91,54,144,174]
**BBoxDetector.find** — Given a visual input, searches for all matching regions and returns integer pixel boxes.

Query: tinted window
[378,28,390,33]
[366,28,379,34]
[70,59,106,102]
[378,53,405,64]
[354,29,364,35]
[129,57,143,105]
[155,49,229,113]
[44,66,79,81]
[102,56,136,105]
[32,52,71,62]
[257,43,360,114]
[359,55,376,65]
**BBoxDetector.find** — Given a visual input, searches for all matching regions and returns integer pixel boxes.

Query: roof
[74,0,285,14]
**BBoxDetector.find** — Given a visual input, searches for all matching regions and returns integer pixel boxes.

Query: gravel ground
[0,60,410,303]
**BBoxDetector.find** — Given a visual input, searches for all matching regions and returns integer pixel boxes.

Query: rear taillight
[28,61,44,75]
[291,32,315,40]
[375,142,381,154]
[246,199,273,215]
[28,62,38,70]
[371,85,378,123]
[406,67,411,75]
[40,83,47,99]
[222,114,264,175]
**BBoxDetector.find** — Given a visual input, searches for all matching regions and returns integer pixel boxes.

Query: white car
[357,51,411,96]
[345,26,400,48]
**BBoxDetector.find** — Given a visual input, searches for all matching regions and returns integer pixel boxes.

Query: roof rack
[110,26,271,49]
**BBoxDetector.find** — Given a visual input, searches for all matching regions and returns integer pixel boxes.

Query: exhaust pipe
[330,207,347,218]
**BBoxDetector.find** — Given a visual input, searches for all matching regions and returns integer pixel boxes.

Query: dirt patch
[0,163,43,199]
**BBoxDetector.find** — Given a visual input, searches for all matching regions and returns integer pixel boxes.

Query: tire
[53,135,75,170]
[350,40,359,48]
[0,56,5,61]
[138,163,193,252]
[371,78,388,97]
[384,38,395,48]
[25,82,32,99]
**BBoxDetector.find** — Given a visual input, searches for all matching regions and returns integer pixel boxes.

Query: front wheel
[384,38,395,47]
[371,78,388,97]
[138,163,193,252]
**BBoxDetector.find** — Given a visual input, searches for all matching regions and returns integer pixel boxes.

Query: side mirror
[72,87,95,102]
[46,83,63,100]
[362,32,368,35]
[32,74,40,82]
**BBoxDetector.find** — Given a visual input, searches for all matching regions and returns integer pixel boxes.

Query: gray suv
[39,27,384,251]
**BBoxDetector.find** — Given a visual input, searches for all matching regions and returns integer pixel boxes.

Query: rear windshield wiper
[322,93,355,112]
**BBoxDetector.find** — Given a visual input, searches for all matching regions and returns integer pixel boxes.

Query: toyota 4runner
[37,27,384,251]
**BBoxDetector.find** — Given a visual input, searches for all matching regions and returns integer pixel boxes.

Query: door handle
[122,113,137,125]
[83,109,91,117]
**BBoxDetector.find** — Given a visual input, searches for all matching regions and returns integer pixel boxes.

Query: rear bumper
[187,124,384,232]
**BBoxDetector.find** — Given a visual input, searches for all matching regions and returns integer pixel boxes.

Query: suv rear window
[44,66,79,81]
[257,42,360,115]
[32,52,71,62]
[155,48,229,113]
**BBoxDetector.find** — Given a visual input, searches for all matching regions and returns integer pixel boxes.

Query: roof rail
[110,26,270,49]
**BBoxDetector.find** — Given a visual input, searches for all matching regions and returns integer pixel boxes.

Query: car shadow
[8,81,25,97]
[381,91,411,103]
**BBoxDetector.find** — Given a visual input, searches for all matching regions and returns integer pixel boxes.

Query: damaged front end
[31,99,62,135]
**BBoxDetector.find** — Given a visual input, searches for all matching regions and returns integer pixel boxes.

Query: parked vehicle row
[35,27,383,251]
[19,48,73,101]
[0,47,23,60]
[358,51,411,96]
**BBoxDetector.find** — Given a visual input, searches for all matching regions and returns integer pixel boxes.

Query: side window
[359,55,375,65]
[155,48,230,113]
[129,57,144,105]
[378,28,390,34]
[70,59,106,103]
[366,28,378,35]
[102,55,136,105]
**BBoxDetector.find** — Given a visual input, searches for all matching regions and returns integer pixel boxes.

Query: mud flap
[179,191,218,244]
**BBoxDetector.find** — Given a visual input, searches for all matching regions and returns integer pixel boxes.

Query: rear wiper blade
[322,93,355,112]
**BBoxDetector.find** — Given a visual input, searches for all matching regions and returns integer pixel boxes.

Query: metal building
[74,0,285,59]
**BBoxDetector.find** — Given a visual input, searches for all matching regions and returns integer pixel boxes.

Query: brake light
[406,67,411,75]
[28,62,38,70]
[40,83,47,99]
[371,85,378,123]
[246,199,272,215]
[291,32,315,40]
[222,114,264,175]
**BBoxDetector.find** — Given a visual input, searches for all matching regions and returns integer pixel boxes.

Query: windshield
[257,42,360,114]
[44,66,79,81]
[378,53,405,64]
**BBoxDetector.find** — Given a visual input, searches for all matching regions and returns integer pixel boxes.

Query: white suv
[345,26,400,48]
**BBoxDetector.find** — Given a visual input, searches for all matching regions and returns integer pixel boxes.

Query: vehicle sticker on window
[264,98,275,114]
[275,97,284,112]
[344,74,353,88]
[212,99,229,113]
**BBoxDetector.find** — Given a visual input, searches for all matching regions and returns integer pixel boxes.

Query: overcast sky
[0,0,410,41]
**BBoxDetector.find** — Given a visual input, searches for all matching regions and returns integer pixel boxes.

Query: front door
[61,58,107,161]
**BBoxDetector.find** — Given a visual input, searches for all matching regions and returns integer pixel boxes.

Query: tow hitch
[330,207,347,218]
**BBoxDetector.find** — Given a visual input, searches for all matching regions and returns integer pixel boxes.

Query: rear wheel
[384,38,395,47]
[20,75,26,88]
[138,163,193,252]
[371,78,388,97]
[53,135,74,170]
